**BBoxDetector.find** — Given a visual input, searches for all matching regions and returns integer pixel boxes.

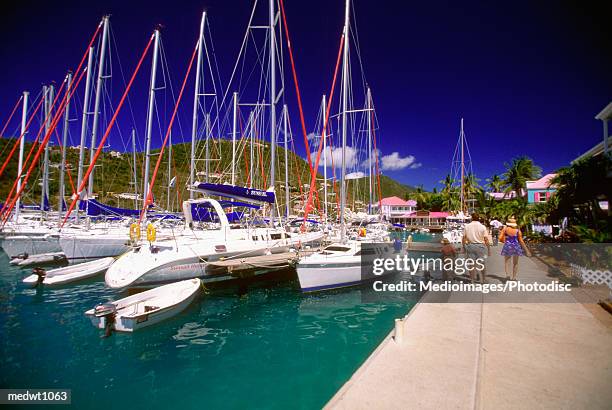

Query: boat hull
[60,235,131,261]
[1,234,61,258]
[297,262,364,292]
[85,279,201,332]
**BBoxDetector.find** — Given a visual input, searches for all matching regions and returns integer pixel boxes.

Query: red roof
[526,174,557,190]
[379,196,410,206]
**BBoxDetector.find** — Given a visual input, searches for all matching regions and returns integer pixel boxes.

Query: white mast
[88,15,110,198]
[58,72,73,225]
[460,117,465,214]
[41,85,53,216]
[340,0,350,241]
[321,94,328,219]
[249,109,255,188]
[76,46,94,222]
[283,104,289,218]
[131,128,138,209]
[204,113,210,183]
[367,87,373,213]
[190,11,206,198]
[231,91,238,186]
[269,0,277,224]
[14,90,29,222]
[143,29,161,206]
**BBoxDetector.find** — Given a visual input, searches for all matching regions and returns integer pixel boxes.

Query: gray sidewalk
[327,250,612,409]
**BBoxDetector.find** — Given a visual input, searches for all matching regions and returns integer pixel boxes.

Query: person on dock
[462,213,491,282]
[498,217,531,280]
[489,219,503,246]
[440,238,457,281]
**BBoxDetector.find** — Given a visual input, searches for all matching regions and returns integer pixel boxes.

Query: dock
[208,249,318,276]
[326,250,612,409]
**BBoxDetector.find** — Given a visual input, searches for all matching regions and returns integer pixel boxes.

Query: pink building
[371,196,417,221]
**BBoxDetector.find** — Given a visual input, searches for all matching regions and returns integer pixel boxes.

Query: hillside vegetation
[0,138,415,214]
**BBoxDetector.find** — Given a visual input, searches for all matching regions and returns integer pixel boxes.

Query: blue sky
[1,0,610,190]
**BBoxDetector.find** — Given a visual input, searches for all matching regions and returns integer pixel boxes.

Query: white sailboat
[296,0,385,292]
[104,196,323,289]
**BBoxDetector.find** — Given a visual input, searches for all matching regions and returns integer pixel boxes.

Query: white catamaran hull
[1,234,61,258]
[60,234,131,260]
[105,230,324,289]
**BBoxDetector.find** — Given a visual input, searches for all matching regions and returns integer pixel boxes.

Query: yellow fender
[146,223,156,242]
[129,223,141,241]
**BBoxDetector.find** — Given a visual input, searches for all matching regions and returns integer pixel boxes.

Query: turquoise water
[0,250,420,409]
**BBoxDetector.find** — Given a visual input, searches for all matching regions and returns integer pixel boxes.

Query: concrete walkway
[327,250,612,409]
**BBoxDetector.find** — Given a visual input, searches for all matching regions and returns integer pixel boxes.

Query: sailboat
[104,188,323,289]
[296,0,389,292]
[443,118,473,244]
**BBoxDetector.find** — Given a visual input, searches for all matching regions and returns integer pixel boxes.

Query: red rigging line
[62,33,155,227]
[302,32,344,228]
[1,69,86,225]
[278,0,314,176]
[138,39,199,223]
[0,96,44,179]
[0,79,68,218]
[0,95,24,138]
[1,20,102,223]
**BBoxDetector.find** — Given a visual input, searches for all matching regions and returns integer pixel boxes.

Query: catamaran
[105,186,324,289]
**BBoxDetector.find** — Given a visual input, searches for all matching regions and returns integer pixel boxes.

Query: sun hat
[506,217,518,228]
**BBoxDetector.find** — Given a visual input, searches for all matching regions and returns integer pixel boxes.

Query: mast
[205,113,210,183]
[322,94,328,219]
[367,87,372,213]
[190,11,206,198]
[131,128,138,209]
[58,72,73,225]
[14,90,29,221]
[340,0,350,241]
[283,104,289,218]
[143,29,161,205]
[76,46,94,222]
[231,91,238,186]
[460,117,465,214]
[88,15,110,198]
[249,110,255,188]
[269,0,277,224]
[41,85,54,216]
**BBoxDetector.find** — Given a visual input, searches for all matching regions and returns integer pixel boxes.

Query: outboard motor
[32,267,46,286]
[94,303,117,338]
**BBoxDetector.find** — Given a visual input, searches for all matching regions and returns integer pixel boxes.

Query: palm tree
[486,174,504,192]
[503,156,542,201]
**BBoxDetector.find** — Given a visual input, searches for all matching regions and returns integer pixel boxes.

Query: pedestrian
[462,213,491,282]
[440,238,457,281]
[499,217,531,280]
[489,219,503,246]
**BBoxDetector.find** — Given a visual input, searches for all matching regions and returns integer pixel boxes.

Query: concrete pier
[327,251,612,409]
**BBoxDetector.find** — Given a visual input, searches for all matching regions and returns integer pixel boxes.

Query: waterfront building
[526,174,557,204]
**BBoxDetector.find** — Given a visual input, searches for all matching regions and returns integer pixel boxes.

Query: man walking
[462,213,491,282]
[490,219,503,246]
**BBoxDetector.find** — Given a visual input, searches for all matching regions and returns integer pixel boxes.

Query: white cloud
[306,132,319,141]
[311,146,358,169]
[345,171,365,180]
[410,162,422,169]
[381,152,416,171]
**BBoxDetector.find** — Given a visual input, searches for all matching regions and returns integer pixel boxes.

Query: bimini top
[193,182,275,204]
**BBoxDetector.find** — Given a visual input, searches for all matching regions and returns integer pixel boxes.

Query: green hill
[0,137,415,215]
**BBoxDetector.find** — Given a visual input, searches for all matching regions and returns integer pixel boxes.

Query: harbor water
[0,248,421,409]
